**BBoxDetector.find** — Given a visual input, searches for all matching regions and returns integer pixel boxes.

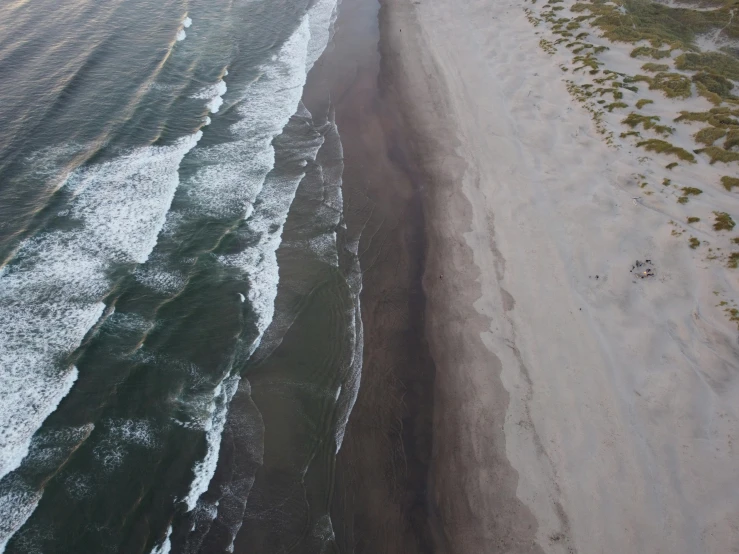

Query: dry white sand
[383,0,739,552]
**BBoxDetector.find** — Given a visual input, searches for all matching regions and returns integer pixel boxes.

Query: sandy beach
[378,0,739,552]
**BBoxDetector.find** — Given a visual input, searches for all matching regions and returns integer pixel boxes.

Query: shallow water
[0,1,362,552]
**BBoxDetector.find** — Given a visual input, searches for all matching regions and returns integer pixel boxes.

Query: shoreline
[303,0,437,551]
[378,1,545,552]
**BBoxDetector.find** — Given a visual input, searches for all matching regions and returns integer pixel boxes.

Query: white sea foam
[183,376,240,511]
[150,525,172,554]
[183,18,311,221]
[0,132,200,485]
[218,117,326,352]
[23,424,95,472]
[306,0,339,70]
[192,80,227,114]
[93,418,158,472]
[177,29,186,42]
[0,476,43,554]
[183,17,192,28]
[62,472,94,501]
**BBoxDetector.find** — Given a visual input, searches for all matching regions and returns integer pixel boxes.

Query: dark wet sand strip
[303,0,436,552]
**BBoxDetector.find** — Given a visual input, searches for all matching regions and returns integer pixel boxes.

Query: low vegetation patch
[637,139,696,162]
[641,62,670,72]
[676,109,739,128]
[635,98,654,109]
[728,252,739,268]
[689,237,701,248]
[675,52,739,81]
[714,211,736,231]
[688,217,701,223]
[606,101,628,112]
[682,187,703,196]
[622,113,673,135]
[696,146,739,164]
[692,72,735,99]
[694,126,727,145]
[722,176,739,191]
[675,110,711,124]
[539,38,556,54]
[631,46,672,59]
[724,129,739,150]
[650,72,693,99]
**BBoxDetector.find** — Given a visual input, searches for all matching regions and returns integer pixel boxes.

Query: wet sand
[303,0,436,552]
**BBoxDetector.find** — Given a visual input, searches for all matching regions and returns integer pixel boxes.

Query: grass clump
[713,211,736,231]
[631,46,672,59]
[678,196,690,204]
[728,252,739,268]
[676,52,739,81]
[606,101,628,112]
[675,111,711,124]
[621,113,674,135]
[724,129,739,150]
[635,98,654,109]
[688,217,700,224]
[721,176,739,191]
[696,146,739,164]
[675,109,739,127]
[641,62,670,72]
[689,237,701,249]
[573,53,604,73]
[650,72,693,99]
[666,162,678,169]
[637,139,696,162]
[539,39,556,55]
[694,127,727,146]
[682,187,703,196]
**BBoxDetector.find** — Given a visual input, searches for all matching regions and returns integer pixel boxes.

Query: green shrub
[689,237,701,248]
[682,187,703,196]
[635,98,654,109]
[688,217,700,223]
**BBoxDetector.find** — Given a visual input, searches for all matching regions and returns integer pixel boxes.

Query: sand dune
[382,0,739,551]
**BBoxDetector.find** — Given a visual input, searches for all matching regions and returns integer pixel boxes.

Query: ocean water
[0,0,362,552]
